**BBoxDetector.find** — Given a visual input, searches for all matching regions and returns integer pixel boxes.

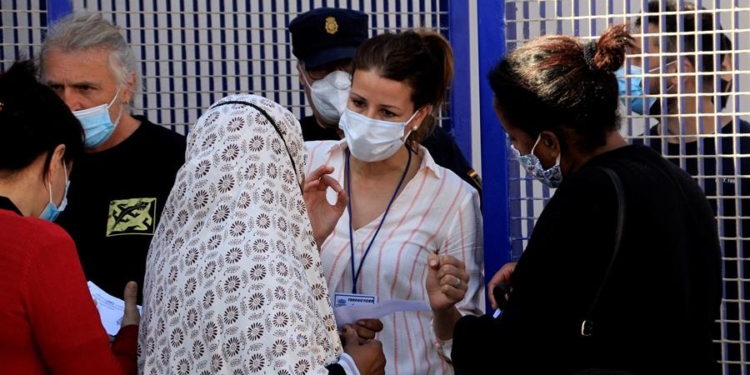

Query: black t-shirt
[300,115,341,141]
[641,118,750,258]
[56,116,186,304]
[452,145,721,375]
[298,115,483,194]
[640,120,750,241]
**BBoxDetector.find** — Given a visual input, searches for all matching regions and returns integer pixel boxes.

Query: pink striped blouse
[305,140,485,375]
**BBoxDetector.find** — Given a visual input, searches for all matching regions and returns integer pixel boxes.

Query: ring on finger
[454,276,461,288]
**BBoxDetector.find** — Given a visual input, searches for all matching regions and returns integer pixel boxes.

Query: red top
[0,198,137,375]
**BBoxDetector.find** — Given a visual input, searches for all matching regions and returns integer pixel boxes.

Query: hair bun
[583,41,598,71]
[590,24,634,74]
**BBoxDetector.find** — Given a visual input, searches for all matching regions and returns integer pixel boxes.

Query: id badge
[333,293,378,308]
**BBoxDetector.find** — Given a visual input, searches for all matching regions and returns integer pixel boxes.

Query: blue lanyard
[346,147,412,294]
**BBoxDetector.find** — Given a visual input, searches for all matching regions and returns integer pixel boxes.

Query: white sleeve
[434,189,484,359]
[337,353,362,375]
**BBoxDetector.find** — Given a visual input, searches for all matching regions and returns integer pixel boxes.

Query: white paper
[333,299,431,328]
[87,281,142,336]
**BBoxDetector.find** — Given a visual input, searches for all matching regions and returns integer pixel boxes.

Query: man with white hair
[39,10,186,306]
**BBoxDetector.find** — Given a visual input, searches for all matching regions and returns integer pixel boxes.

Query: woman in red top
[0,60,139,374]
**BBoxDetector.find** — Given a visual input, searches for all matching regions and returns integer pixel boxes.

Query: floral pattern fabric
[139,94,341,375]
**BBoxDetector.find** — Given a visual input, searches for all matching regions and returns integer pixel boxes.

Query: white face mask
[73,87,123,148]
[339,108,419,162]
[303,70,351,124]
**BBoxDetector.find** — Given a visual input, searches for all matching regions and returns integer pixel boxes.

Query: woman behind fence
[139,94,385,375]
[449,24,722,374]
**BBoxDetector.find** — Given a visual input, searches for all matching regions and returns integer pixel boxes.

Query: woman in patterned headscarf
[139,94,385,375]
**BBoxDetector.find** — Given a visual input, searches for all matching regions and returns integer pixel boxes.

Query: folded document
[333,299,431,328]
[87,281,142,336]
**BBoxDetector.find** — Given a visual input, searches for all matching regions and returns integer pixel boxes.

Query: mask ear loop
[45,157,68,208]
[529,134,543,156]
[298,62,315,89]
[108,86,125,127]
[530,133,562,169]
[59,162,70,210]
[46,180,54,206]
[402,108,424,154]
[652,60,678,94]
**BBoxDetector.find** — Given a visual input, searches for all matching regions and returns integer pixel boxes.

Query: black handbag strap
[581,167,625,337]
[210,100,303,194]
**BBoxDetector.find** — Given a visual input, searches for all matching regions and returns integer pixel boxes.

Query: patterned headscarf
[139,94,342,375]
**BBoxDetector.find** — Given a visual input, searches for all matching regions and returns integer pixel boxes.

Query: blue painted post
[477,0,509,313]
[448,0,472,161]
[46,0,71,25]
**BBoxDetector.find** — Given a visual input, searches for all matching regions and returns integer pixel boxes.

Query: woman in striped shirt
[304,30,484,375]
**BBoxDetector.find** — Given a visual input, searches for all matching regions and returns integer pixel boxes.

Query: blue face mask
[615,65,656,115]
[73,87,123,148]
[510,135,563,189]
[39,163,70,222]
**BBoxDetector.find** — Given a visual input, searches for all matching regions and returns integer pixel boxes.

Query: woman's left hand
[425,254,469,312]
[304,165,348,248]
[120,281,140,327]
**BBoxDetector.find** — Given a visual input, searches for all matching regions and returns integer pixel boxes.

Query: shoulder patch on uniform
[468,169,482,188]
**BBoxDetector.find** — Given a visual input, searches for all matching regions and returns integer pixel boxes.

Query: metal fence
[1,0,48,69]
[4,0,749,372]
[1,0,461,134]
